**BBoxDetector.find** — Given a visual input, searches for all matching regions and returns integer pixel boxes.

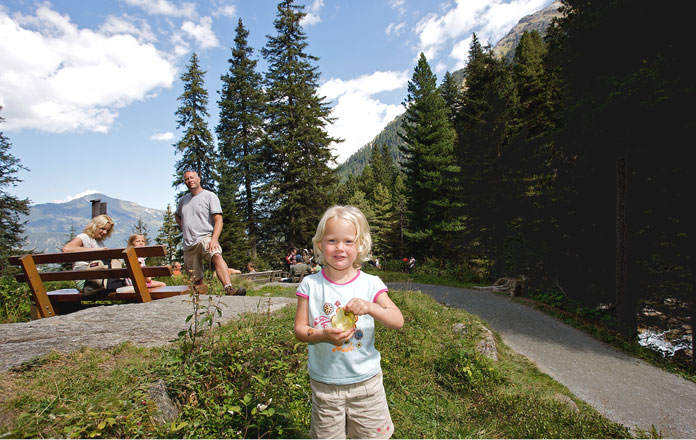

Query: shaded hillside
[337,1,561,179]
[338,116,406,178]
[20,194,165,252]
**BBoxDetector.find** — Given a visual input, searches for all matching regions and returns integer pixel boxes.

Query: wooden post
[90,199,107,218]
[19,255,56,318]
[123,247,152,302]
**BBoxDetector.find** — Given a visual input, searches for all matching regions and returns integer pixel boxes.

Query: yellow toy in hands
[331,307,357,331]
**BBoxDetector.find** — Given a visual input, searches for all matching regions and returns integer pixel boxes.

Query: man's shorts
[183,235,222,282]
[309,371,394,439]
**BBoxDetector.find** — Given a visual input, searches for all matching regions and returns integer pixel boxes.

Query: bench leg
[20,255,56,319]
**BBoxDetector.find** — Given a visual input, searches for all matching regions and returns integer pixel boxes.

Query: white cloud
[319,71,410,164]
[385,21,406,37]
[150,131,174,141]
[171,32,190,56]
[123,0,196,17]
[100,14,156,43]
[181,16,218,49]
[301,0,324,27]
[213,4,237,18]
[415,0,550,66]
[389,0,407,17]
[53,189,100,203]
[0,6,177,133]
[450,36,473,70]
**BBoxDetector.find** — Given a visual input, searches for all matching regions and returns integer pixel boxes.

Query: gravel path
[0,295,294,372]
[387,282,696,439]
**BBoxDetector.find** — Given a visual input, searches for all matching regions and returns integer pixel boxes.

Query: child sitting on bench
[125,234,166,289]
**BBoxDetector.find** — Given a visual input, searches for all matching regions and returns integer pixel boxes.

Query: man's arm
[175,213,182,229]
[208,213,223,252]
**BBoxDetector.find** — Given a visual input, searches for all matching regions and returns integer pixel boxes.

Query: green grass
[0,286,637,438]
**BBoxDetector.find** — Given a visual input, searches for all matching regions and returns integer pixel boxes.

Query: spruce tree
[155,204,182,264]
[507,30,561,284]
[262,0,339,249]
[0,108,30,269]
[400,53,459,258]
[440,71,463,125]
[392,173,408,259]
[453,36,519,279]
[370,183,399,259]
[217,18,266,260]
[173,53,219,195]
[132,218,150,243]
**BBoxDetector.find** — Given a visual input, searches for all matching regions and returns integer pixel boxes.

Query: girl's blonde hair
[127,233,146,247]
[312,205,372,268]
[83,215,115,239]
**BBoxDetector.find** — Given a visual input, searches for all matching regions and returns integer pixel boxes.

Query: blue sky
[1,0,553,211]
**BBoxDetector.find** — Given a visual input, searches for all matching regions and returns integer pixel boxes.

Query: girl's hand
[322,326,355,346]
[344,298,372,316]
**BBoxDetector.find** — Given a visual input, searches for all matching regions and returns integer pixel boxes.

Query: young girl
[294,205,404,439]
[126,234,166,289]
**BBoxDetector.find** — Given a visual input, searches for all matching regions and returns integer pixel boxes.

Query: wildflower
[256,398,272,412]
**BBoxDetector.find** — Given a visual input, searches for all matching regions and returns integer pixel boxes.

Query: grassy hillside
[0,286,633,438]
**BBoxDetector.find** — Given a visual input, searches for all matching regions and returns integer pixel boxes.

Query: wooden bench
[232,270,285,283]
[8,245,196,319]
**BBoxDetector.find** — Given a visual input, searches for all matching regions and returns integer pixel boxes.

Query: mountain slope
[21,194,165,252]
[337,1,562,179]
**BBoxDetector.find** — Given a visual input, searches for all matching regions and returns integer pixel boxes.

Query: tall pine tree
[400,53,459,258]
[0,108,30,269]
[132,218,150,243]
[155,204,182,264]
[217,18,266,260]
[262,0,338,250]
[173,53,219,195]
[454,36,519,279]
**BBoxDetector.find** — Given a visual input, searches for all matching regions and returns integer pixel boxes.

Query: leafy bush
[157,307,310,438]
[434,345,504,393]
[0,273,31,323]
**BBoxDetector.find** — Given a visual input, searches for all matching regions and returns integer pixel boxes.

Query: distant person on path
[124,234,166,289]
[175,170,245,296]
[404,256,416,272]
[294,205,404,439]
[62,214,124,294]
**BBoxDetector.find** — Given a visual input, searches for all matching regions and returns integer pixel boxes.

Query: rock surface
[0,295,295,372]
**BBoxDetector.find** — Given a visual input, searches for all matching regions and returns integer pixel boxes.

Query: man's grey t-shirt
[176,189,223,251]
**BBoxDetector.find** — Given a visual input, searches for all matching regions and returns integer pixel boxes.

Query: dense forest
[1,0,693,363]
[338,0,695,359]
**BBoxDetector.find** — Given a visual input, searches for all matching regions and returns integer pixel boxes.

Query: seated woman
[125,234,166,289]
[62,214,123,293]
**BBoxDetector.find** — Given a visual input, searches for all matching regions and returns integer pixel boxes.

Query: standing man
[175,170,246,296]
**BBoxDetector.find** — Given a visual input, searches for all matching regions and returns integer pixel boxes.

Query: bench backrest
[8,246,172,318]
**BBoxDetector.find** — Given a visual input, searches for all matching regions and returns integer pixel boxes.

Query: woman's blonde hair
[83,215,114,239]
[312,205,372,268]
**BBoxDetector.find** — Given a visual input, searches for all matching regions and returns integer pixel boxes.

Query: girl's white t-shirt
[296,269,388,385]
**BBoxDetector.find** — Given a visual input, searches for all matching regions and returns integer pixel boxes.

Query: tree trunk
[616,155,636,338]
